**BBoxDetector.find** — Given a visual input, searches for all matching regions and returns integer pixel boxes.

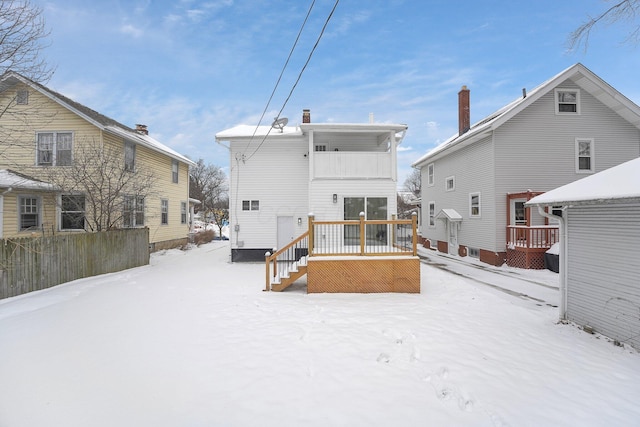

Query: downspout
[536,205,568,320]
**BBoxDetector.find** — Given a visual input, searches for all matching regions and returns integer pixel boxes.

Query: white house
[216,110,408,262]
[527,157,640,349]
[412,63,640,269]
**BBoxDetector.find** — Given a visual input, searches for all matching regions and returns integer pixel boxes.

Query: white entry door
[448,220,458,255]
[277,216,294,249]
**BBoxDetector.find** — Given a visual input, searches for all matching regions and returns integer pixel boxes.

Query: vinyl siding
[229,137,309,250]
[494,79,640,250]
[565,204,640,349]
[309,179,398,221]
[420,135,496,251]
[0,83,192,245]
[131,139,191,245]
[1,191,57,237]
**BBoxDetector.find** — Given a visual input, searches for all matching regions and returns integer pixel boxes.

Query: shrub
[193,230,215,246]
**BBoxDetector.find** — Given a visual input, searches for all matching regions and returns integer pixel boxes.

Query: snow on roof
[412,63,640,168]
[0,169,56,191]
[527,157,640,206]
[103,126,194,165]
[436,208,463,221]
[1,72,194,166]
[215,125,303,139]
[216,122,408,140]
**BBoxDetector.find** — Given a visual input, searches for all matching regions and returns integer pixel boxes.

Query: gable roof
[0,72,195,166]
[526,156,640,207]
[412,63,640,167]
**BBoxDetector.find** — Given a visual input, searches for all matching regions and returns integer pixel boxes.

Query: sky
[35,0,640,187]
[1,240,639,426]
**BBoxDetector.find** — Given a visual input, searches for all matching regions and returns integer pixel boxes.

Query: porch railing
[309,212,418,256]
[507,225,559,249]
[265,213,418,291]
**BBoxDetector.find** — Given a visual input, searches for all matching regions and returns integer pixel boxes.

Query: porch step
[271,265,307,292]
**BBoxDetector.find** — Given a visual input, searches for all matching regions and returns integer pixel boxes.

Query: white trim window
[576,138,594,173]
[124,141,136,172]
[60,194,85,230]
[19,195,40,230]
[445,176,455,192]
[161,199,169,225]
[242,200,259,211]
[469,192,481,218]
[555,88,580,114]
[172,160,179,183]
[428,201,436,227]
[427,163,434,186]
[36,132,73,166]
[181,202,187,224]
[123,195,144,227]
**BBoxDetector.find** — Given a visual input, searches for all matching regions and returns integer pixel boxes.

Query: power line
[240,0,317,158]
[245,0,340,161]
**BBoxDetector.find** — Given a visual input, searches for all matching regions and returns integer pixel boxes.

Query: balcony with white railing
[312,151,392,179]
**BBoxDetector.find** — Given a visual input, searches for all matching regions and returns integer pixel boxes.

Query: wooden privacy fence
[0,228,150,299]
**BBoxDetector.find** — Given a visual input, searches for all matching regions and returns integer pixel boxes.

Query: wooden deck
[266,214,420,293]
[506,225,559,269]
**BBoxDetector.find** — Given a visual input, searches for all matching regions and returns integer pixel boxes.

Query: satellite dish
[271,117,288,132]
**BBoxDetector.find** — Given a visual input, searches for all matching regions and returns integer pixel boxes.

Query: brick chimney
[135,124,148,135]
[302,109,311,123]
[458,86,470,136]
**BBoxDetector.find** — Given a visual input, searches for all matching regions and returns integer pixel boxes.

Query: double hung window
[37,132,73,166]
[19,196,40,230]
[61,195,85,230]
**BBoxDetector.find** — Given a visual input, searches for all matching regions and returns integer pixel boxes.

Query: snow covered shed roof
[412,63,640,168]
[526,157,640,207]
[0,72,194,167]
[0,169,56,191]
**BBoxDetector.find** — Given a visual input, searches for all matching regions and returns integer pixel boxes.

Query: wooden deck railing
[265,213,418,291]
[309,213,418,256]
[507,225,559,249]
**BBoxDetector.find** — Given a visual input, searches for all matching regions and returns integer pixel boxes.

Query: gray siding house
[412,63,640,268]
[527,157,640,349]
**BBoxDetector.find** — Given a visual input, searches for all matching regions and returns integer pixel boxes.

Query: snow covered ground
[1,241,639,426]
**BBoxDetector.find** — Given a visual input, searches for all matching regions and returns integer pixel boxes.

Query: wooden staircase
[265,231,309,292]
[270,256,308,291]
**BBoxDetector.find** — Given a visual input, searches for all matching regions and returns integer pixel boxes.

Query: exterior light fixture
[333,194,337,203]
[297,217,302,226]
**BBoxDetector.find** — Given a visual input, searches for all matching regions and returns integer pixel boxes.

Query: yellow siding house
[0,72,195,250]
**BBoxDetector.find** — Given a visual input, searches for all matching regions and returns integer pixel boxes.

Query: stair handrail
[265,230,309,291]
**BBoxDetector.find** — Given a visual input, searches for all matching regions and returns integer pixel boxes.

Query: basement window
[468,247,479,258]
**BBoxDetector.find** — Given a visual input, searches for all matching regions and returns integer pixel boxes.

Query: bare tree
[568,0,640,51]
[43,139,158,231]
[189,159,228,235]
[404,168,421,197]
[0,0,53,82]
[0,1,54,162]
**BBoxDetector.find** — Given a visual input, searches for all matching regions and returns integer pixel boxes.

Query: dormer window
[555,89,580,114]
